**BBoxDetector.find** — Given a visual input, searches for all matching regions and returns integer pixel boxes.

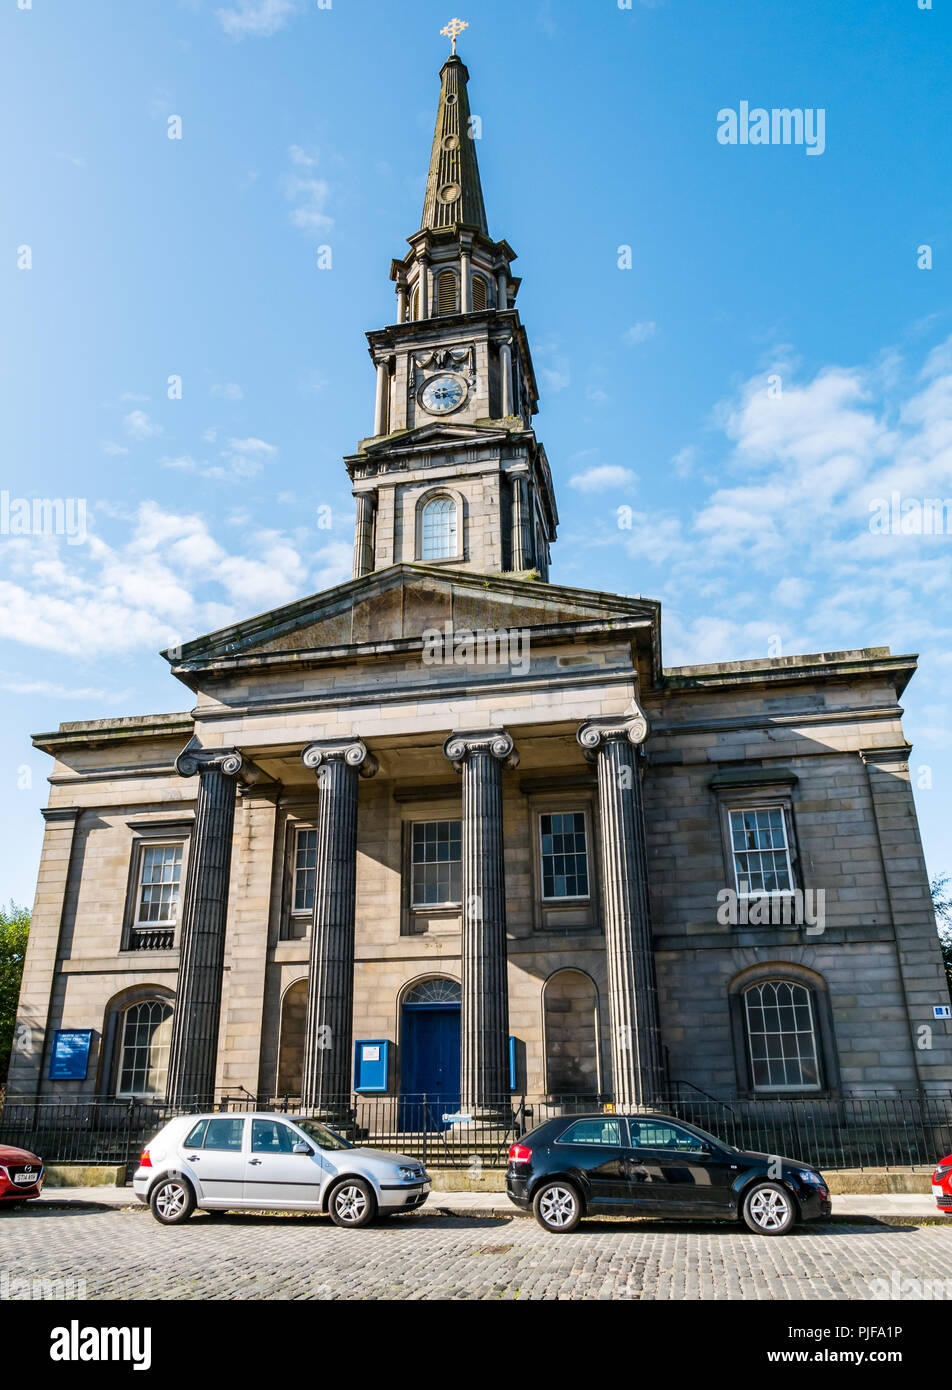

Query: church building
[10,46,952,1121]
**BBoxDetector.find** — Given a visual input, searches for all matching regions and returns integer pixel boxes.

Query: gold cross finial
[440,16,468,55]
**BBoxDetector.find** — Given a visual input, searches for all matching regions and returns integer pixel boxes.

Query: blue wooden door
[400,1004,461,1131]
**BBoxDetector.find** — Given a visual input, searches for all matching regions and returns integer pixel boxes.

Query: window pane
[744,981,820,1091]
[558,1119,621,1146]
[540,812,589,899]
[203,1118,245,1151]
[411,820,462,905]
[421,497,458,560]
[117,1000,173,1096]
[293,827,317,913]
[729,807,794,895]
[137,843,183,923]
[251,1119,296,1153]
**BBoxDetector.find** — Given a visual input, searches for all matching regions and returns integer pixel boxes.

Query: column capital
[302,738,378,778]
[577,706,649,757]
[443,728,519,771]
[175,745,243,778]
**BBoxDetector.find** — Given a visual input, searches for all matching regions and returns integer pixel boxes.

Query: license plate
[933,1184,945,1196]
[13,1174,36,1185]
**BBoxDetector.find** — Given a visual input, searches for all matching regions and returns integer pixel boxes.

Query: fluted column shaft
[300,739,376,1113]
[353,491,376,578]
[510,470,531,571]
[444,730,518,1112]
[578,711,663,1109]
[166,747,243,1108]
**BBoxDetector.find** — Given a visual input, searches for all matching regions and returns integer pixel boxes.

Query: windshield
[678,1119,736,1151]
[293,1119,353,1151]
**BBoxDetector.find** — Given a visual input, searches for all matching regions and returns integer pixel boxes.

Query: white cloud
[124,409,162,441]
[210,382,244,401]
[216,0,301,39]
[570,464,637,492]
[284,146,333,235]
[102,442,129,457]
[624,321,656,346]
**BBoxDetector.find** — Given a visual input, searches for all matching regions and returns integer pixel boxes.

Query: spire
[419,53,488,237]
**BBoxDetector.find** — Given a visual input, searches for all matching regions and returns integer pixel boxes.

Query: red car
[0,1143,44,1206]
[933,1153,952,1213]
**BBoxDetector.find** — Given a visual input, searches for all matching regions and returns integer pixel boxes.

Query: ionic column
[443,730,519,1113]
[373,360,389,437]
[300,738,377,1115]
[353,490,376,578]
[577,709,663,1109]
[510,468,532,571]
[499,339,513,416]
[166,747,244,1108]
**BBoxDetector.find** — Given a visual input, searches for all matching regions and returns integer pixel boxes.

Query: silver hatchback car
[134,1112,430,1228]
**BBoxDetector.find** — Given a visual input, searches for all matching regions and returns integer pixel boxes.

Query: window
[420,496,458,560]
[557,1118,621,1147]
[202,1117,245,1151]
[411,820,462,905]
[729,806,794,895]
[405,978,461,1004]
[540,811,589,900]
[472,274,488,311]
[135,843,183,925]
[436,270,458,314]
[629,1120,707,1152]
[251,1119,298,1154]
[744,980,821,1092]
[184,1120,208,1148]
[292,826,317,915]
[117,1000,173,1097]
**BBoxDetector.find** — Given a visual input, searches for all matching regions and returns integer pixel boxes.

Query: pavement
[32,1185,950,1220]
[4,1198,952,1300]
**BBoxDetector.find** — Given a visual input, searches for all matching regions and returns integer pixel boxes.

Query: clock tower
[346,42,558,582]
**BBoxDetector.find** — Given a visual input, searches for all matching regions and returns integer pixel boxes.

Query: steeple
[347,29,559,584]
[420,56,488,237]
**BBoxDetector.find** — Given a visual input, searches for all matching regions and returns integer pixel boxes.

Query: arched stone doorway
[276,979,307,1098]
[543,969,600,1098]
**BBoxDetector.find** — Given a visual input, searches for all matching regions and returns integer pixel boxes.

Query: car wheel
[743,1181,796,1235]
[532,1179,582,1233]
[328,1178,376,1228]
[149,1177,196,1226]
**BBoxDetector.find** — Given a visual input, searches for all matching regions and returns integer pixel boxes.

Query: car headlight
[798,1169,826,1186]
[398,1166,422,1182]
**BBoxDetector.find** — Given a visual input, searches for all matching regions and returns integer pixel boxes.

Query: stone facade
[9,52,952,1111]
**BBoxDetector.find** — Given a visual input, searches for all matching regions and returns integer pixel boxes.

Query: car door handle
[187,1155,200,1162]
[249,1158,262,1165]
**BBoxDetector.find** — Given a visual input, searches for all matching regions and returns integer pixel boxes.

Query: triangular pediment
[164,564,659,672]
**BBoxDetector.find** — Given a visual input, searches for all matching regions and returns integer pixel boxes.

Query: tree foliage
[0,903,30,1083]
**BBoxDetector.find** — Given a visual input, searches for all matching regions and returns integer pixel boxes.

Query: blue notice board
[354,1039,389,1092]
[49,1029,93,1080]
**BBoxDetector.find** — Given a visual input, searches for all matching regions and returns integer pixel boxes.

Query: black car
[506,1112,832,1235]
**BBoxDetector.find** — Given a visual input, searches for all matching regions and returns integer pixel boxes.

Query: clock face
[420,373,466,415]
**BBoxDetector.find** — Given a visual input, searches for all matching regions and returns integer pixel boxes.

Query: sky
[1,0,950,907]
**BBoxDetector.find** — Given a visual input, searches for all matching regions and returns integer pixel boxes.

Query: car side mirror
[293,1142,312,1155]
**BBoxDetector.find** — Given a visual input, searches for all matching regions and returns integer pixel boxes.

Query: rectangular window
[202,1117,245,1151]
[411,820,462,906]
[540,811,589,900]
[729,806,794,896]
[135,843,183,925]
[293,826,317,915]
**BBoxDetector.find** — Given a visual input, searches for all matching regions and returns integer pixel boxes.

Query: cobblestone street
[3,1204,952,1301]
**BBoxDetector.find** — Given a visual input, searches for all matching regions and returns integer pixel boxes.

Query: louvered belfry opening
[436,270,458,315]
[472,274,488,311]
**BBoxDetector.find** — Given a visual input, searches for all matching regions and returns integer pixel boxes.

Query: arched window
[436,270,458,315]
[743,980,820,1092]
[117,999,173,1097]
[544,969,600,1098]
[405,978,462,1004]
[420,495,458,560]
[472,274,488,311]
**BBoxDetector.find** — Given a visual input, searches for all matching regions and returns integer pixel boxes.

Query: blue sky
[1,0,950,906]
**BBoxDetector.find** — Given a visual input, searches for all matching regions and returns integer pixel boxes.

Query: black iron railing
[1,1090,950,1173]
